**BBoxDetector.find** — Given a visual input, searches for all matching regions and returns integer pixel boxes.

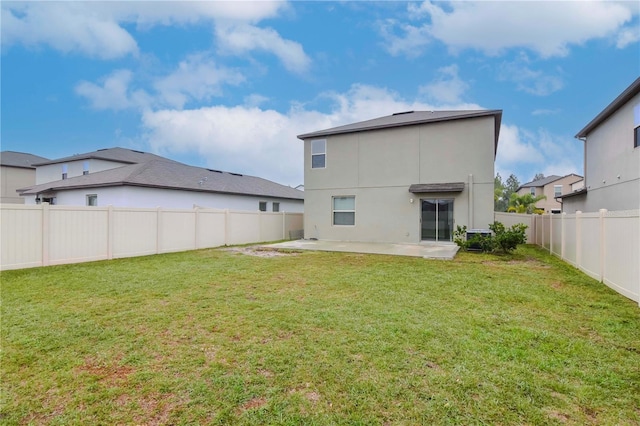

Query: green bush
[454,221,528,254]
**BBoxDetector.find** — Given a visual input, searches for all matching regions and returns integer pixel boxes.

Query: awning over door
[408,182,465,193]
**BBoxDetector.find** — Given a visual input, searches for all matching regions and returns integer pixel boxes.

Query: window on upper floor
[635,125,639,148]
[311,139,326,169]
[554,185,562,197]
[530,187,535,196]
[62,164,68,180]
[83,161,89,175]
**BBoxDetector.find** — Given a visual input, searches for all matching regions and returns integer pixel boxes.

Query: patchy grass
[2,245,639,425]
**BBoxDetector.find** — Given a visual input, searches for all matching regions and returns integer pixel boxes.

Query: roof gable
[32,147,182,167]
[1,151,50,168]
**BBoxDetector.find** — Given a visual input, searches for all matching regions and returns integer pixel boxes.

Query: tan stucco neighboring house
[560,77,640,213]
[0,151,49,204]
[516,174,583,213]
[297,110,502,244]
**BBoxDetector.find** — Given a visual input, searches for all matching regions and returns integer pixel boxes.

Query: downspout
[468,174,474,229]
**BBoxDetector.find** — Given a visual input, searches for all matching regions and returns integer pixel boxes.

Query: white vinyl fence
[495,210,640,305]
[0,203,303,271]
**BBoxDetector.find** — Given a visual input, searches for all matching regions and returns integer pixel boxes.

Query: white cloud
[499,57,564,96]
[215,23,311,74]
[616,26,640,49]
[1,2,139,59]
[1,1,290,60]
[154,54,245,109]
[386,1,635,58]
[532,109,561,116]
[495,125,582,183]
[377,19,431,57]
[75,70,151,111]
[419,64,469,104]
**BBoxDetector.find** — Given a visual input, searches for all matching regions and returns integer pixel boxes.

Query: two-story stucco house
[561,77,640,213]
[0,151,49,204]
[516,174,583,213]
[297,110,502,244]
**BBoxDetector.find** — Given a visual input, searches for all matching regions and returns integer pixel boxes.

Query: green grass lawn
[2,245,639,425]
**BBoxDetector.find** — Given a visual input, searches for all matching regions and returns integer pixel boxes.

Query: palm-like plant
[508,193,547,214]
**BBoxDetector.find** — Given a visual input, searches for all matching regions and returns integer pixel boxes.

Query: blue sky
[2,1,639,187]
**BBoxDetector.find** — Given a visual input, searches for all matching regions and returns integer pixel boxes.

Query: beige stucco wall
[303,116,496,243]
[1,166,35,204]
[564,92,640,213]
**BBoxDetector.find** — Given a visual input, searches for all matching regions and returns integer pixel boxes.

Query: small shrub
[454,221,528,254]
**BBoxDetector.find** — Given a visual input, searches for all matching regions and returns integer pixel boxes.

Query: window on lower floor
[333,196,355,226]
[272,202,280,212]
[259,201,267,211]
[554,185,562,197]
[86,194,98,206]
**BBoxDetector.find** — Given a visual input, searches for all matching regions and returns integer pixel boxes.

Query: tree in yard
[508,193,546,214]
[494,173,508,212]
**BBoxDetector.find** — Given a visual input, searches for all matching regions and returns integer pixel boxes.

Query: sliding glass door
[421,199,454,242]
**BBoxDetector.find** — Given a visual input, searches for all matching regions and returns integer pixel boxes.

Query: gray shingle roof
[297,110,503,153]
[518,175,563,189]
[1,151,50,168]
[576,77,640,139]
[20,159,304,200]
[32,147,182,166]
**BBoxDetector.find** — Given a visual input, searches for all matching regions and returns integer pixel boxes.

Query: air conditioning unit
[466,229,492,251]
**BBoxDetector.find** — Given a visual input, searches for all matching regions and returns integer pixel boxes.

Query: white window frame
[332,196,355,226]
[530,187,535,196]
[311,139,326,169]
[554,185,562,197]
[86,194,98,206]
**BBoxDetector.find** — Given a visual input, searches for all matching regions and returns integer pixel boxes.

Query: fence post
[561,212,566,260]
[156,207,162,254]
[194,206,200,250]
[42,202,50,267]
[107,205,114,260]
[224,209,230,246]
[599,209,607,283]
[548,213,553,254]
[575,211,582,269]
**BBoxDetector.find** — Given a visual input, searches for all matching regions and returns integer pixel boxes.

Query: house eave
[408,182,465,193]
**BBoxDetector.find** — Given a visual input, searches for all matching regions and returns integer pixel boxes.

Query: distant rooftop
[0,151,50,169]
[32,147,183,167]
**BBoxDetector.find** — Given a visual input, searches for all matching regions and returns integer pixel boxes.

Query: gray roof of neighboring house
[0,151,50,169]
[32,147,182,166]
[517,174,583,190]
[576,77,640,139]
[297,110,503,154]
[19,159,304,200]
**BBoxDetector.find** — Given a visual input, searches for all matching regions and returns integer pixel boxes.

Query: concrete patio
[264,239,459,259]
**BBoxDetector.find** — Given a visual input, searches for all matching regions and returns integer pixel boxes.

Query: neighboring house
[0,151,49,204]
[19,148,304,212]
[297,110,502,244]
[516,174,583,213]
[561,77,640,213]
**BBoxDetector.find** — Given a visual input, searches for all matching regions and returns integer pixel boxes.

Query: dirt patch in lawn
[223,246,301,257]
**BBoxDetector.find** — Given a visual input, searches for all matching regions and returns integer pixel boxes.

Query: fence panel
[227,211,261,245]
[48,206,109,265]
[563,214,577,266]
[261,213,286,242]
[196,210,226,248]
[550,214,562,257]
[159,210,197,253]
[0,204,43,270]
[112,209,158,258]
[493,212,534,243]
[579,213,602,282]
[602,210,640,301]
